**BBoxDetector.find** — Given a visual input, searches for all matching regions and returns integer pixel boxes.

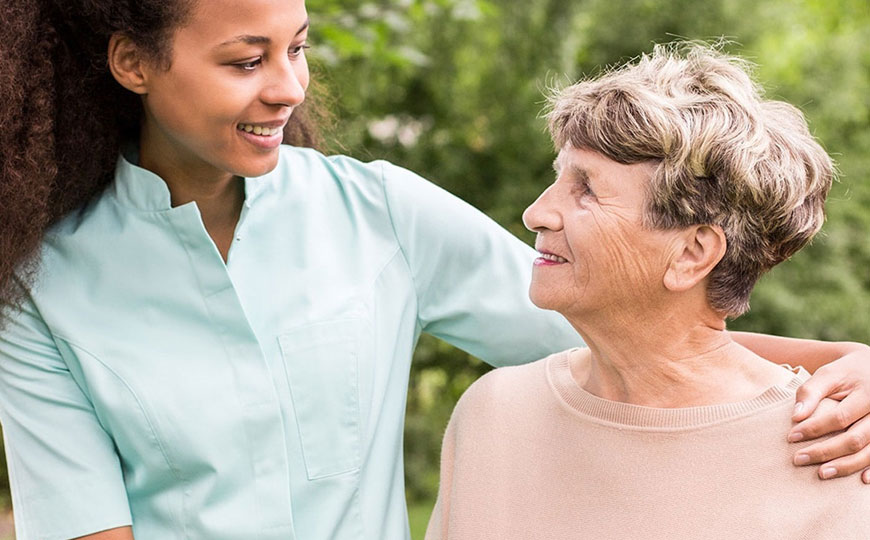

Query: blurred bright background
[1,0,869,537]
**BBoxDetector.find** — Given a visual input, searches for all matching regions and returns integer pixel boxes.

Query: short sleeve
[0,295,132,540]
[381,161,582,366]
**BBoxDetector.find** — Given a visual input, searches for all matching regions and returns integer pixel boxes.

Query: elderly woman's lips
[534,252,569,266]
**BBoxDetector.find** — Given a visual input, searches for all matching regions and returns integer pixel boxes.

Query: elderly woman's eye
[573,182,594,199]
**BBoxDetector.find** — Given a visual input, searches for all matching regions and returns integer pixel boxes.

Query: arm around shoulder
[731,331,869,373]
[381,161,581,366]
[74,526,135,540]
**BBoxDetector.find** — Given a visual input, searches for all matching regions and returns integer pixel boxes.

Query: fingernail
[794,453,810,465]
[820,467,837,479]
[793,402,804,416]
[788,432,804,443]
[863,470,870,484]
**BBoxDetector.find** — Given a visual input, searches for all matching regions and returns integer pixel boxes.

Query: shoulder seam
[379,161,424,328]
[53,335,186,484]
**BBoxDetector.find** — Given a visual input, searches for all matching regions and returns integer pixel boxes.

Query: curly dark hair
[0,0,324,316]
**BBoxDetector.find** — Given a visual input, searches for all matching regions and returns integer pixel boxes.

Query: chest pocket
[278,319,362,480]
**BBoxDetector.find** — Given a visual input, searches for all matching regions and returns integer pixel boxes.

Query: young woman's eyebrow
[296,18,310,35]
[216,18,310,48]
[217,35,271,47]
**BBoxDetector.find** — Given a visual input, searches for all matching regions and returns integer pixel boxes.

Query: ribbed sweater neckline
[548,349,809,430]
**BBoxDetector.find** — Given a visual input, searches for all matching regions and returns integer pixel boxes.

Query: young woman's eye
[289,43,311,59]
[233,58,262,71]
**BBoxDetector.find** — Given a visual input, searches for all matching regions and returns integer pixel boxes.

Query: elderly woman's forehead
[554,147,610,174]
[554,146,588,167]
[557,146,660,175]
[552,154,576,172]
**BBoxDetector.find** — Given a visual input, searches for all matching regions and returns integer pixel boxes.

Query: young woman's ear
[107,33,150,95]
[663,224,727,292]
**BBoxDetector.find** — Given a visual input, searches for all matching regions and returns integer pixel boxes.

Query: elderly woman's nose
[523,186,562,232]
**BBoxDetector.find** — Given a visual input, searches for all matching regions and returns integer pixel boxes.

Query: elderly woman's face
[523,146,678,319]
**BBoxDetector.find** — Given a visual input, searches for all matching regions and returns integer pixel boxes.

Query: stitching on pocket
[278,319,362,480]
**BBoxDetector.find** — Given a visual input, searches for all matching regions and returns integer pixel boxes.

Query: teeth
[237,124,283,136]
[540,253,567,263]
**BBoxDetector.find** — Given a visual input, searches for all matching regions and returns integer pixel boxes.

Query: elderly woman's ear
[662,224,726,293]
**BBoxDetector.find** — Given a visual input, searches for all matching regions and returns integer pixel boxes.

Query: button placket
[166,206,296,534]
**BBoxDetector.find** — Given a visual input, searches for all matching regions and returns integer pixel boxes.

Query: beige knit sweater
[426,350,870,540]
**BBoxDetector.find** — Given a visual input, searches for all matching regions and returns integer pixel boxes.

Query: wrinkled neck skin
[566,294,794,408]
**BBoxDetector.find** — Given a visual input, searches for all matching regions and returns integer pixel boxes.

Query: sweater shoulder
[452,352,567,426]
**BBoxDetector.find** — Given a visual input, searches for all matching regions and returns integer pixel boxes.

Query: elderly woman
[425,44,870,539]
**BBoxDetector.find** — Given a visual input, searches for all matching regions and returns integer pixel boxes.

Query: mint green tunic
[0,146,580,539]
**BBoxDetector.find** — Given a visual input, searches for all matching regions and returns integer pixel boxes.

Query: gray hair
[547,42,834,317]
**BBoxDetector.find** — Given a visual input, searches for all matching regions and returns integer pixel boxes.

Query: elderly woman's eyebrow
[572,166,591,183]
[564,164,593,187]
[553,157,595,187]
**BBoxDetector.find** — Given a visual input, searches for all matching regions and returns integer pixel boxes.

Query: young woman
[1,1,869,539]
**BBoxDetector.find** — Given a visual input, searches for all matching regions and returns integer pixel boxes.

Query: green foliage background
[2,0,870,536]
[306,0,870,524]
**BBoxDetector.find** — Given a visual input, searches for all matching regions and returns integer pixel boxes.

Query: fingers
[789,391,868,442]
[792,365,850,423]
[786,350,870,480]
[813,444,870,481]
[792,414,870,481]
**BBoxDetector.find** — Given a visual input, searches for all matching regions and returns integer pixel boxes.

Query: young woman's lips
[237,122,286,150]
[534,250,569,266]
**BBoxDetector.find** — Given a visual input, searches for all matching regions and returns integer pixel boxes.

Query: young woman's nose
[523,184,564,233]
[262,57,308,107]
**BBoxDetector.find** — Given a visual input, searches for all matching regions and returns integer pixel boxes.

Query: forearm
[732,331,869,373]
[74,526,134,540]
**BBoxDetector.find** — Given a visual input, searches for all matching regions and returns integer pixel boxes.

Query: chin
[232,152,281,178]
[528,286,560,312]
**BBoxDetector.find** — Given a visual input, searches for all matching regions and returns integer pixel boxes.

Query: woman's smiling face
[523,146,679,320]
[138,0,310,181]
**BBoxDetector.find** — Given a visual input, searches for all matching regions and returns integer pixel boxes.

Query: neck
[139,126,245,262]
[163,173,245,263]
[566,302,792,407]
